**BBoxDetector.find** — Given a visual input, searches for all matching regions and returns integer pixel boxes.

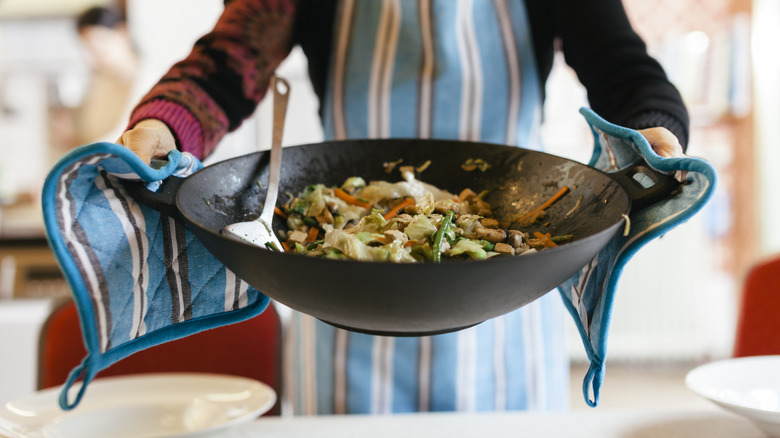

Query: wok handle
[121,177,186,220]
[609,161,681,213]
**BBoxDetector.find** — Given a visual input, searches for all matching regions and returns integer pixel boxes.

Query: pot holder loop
[561,108,717,406]
[41,142,269,410]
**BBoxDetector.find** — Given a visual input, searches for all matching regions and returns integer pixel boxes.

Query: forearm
[128,0,298,159]
[551,0,689,149]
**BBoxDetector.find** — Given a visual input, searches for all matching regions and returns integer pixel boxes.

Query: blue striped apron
[285,0,568,414]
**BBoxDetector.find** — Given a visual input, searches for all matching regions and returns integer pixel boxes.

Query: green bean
[265,242,281,252]
[550,234,574,244]
[432,210,455,263]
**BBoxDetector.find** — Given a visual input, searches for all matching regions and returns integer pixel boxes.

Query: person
[116,0,688,414]
[51,6,139,150]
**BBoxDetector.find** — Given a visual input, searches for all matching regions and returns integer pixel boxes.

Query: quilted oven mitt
[561,108,717,406]
[41,143,269,410]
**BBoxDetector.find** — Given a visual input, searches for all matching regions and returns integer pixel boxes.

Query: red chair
[733,255,780,358]
[38,299,283,415]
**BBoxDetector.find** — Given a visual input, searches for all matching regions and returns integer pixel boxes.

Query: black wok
[126,138,677,336]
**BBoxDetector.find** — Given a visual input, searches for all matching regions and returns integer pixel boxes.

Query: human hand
[637,127,685,158]
[115,119,177,165]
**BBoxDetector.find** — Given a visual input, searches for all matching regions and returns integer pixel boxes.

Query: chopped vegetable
[621,214,631,236]
[565,195,583,218]
[533,232,558,248]
[306,226,320,242]
[461,158,491,172]
[550,234,573,244]
[517,186,569,224]
[446,239,487,260]
[383,159,403,174]
[265,242,281,252]
[404,215,438,241]
[334,188,372,209]
[384,197,415,220]
[340,177,366,193]
[415,160,432,173]
[277,172,574,262]
[432,210,455,263]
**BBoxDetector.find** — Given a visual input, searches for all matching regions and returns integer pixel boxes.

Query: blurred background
[0,0,776,410]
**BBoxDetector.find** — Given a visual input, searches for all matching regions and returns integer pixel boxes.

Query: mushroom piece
[506,230,526,249]
[434,199,460,214]
[475,227,506,243]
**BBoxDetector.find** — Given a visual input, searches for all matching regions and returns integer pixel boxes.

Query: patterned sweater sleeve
[128,0,298,159]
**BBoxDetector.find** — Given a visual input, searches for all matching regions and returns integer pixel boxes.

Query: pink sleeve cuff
[128,100,205,159]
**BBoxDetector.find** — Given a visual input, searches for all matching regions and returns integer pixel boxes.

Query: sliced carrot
[334,188,372,209]
[281,241,293,252]
[459,188,477,201]
[533,231,558,248]
[384,197,415,220]
[274,206,287,218]
[306,226,320,242]
[518,186,569,222]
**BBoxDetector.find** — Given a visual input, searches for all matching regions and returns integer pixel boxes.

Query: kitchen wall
[0,18,84,203]
[752,0,780,256]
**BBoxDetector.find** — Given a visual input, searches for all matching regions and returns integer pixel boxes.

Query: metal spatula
[221,75,290,251]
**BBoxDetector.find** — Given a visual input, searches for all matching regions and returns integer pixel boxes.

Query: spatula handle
[260,76,290,225]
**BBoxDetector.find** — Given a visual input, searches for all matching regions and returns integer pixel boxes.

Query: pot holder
[41,143,269,410]
[562,108,717,406]
[41,108,716,411]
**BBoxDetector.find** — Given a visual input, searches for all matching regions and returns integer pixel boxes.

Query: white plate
[0,373,276,438]
[686,356,780,437]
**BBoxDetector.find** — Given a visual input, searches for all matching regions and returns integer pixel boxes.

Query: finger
[638,127,685,158]
[117,129,154,164]
[653,143,683,159]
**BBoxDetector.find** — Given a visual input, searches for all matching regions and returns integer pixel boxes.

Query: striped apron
[285,0,569,414]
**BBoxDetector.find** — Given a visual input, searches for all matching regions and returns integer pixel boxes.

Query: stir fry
[274,167,571,262]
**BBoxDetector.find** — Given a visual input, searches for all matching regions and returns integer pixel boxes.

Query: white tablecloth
[222,409,764,438]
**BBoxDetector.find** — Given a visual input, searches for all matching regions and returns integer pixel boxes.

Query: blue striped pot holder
[562,108,717,406]
[41,143,269,410]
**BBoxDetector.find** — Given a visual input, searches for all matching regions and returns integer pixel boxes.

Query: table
[222,409,765,438]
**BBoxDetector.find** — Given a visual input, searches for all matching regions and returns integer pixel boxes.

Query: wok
[125,138,678,336]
